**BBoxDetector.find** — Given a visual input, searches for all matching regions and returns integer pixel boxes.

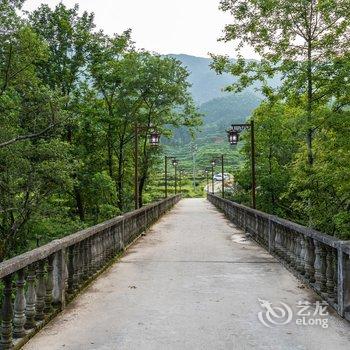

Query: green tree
[212,0,350,166]
[0,2,70,259]
[232,101,300,214]
[29,3,95,220]
[88,33,201,209]
[212,0,350,229]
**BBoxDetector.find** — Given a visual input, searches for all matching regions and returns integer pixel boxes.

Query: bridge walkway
[24,198,350,350]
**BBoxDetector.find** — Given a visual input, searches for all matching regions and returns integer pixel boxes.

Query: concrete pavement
[24,198,350,350]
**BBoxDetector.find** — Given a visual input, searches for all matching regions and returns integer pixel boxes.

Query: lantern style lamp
[211,160,216,167]
[227,128,239,145]
[172,159,178,167]
[149,130,160,146]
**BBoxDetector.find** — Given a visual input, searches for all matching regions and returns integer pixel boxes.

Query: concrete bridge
[1,196,350,349]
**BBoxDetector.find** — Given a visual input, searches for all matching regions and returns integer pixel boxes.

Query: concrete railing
[207,193,350,322]
[0,195,181,349]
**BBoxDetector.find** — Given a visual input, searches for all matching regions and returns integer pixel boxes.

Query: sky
[23,0,258,59]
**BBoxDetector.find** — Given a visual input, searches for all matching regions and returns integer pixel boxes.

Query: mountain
[168,54,280,106]
[199,92,261,134]
[169,54,235,105]
[163,54,268,174]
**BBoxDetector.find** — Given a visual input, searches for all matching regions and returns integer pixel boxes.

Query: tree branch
[0,123,57,149]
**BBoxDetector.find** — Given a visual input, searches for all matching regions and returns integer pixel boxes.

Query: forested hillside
[212,0,350,238]
[1,0,349,263]
[163,55,262,191]
[0,1,200,260]
[169,54,279,105]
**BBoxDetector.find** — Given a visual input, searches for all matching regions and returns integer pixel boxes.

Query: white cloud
[23,0,259,59]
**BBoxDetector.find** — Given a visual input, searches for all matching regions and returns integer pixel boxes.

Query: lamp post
[191,143,197,190]
[164,156,177,198]
[172,158,179,194]
[179,169,184,194]
[211,160,215,194]
[221,155,224,198]
[134,124,160,210]
[134,122,139,210]
[205,168,210,193]
[211,155,225,198]
[227,120,256,209]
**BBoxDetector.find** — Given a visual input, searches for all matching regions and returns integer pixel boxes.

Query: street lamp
[227,120,256,209]
[227,128,239,145]
[134,124,161,210]
[149,128,160,146]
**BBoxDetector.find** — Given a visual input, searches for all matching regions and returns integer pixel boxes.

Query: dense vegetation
[0,1,200,260]
[168,54,280,105]
[212,0,350,239]
[1,0,349,262]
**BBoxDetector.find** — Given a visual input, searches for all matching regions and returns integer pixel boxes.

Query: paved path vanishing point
[24,198,350,350]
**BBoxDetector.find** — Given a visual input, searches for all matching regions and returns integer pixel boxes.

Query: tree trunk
[107,124,114,179]
[116,139,125,211]
[74,186,85,221]
[138,173,147,208]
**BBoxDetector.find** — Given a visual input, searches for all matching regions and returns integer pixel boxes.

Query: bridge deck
[24,199,350,350]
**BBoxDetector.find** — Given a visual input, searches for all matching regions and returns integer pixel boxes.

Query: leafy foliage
[215,0,350,238]
[0,2,200,260]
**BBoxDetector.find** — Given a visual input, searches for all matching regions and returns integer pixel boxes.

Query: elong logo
[257,298,329,329]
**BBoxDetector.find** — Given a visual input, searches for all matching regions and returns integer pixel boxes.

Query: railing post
[76,242,83,285]
[1,274,13,350]
[295,235,302,272]
[337,244,350,319]
[13,269,26,338]
[25,264,37,329]
[53,249,66,308]
[72,244,80,290]
[333,249,338,302]
[35,260,46,321]
[83,239,90,278]
[268,217,273,254]
[314,240,327,293]
[121,217,125,251]
[67,245,75,294]
[44,255,54,314]
[304,237,315,283]
[325,246,335,299]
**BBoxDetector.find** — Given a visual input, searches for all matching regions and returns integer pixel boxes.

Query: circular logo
[258,298,293,328]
